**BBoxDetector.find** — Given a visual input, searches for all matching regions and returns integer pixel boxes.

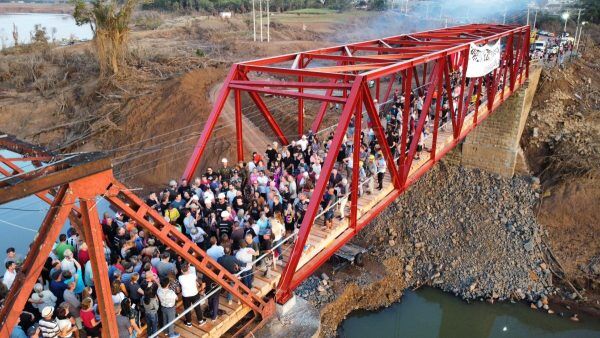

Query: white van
[534,40,547,52]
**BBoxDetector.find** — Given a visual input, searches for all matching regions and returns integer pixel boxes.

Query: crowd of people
[530,36,575,69]
[2,61,492,338]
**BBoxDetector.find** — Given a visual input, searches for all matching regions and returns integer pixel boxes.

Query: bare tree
[12,23,19,46]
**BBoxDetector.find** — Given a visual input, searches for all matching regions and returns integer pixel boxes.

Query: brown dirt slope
[521,43,600,305]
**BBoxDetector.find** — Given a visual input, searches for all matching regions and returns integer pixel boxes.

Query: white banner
[466,40,501,78]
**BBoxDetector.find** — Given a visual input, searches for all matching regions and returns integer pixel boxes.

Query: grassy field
[286,8,339,15]
[273,10,372,34]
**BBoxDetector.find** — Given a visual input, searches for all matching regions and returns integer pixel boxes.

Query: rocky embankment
[362,163,551,303]
[296,162,559,336]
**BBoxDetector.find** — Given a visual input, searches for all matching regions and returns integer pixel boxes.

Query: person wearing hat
[218,211,233,239]
[37,306,59,337]
[215,193,228,217]
[190,226,207,250]
[218,158,232,182]
[185,194,200,210]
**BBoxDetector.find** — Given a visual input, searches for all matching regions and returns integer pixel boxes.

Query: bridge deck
[170,80,512,337]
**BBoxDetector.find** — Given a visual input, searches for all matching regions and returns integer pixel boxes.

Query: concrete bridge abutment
[455,67,542,177]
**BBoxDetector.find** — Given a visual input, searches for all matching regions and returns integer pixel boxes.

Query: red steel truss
[182,23,531,303]
[0,23,531,336]
[0,135,275,337]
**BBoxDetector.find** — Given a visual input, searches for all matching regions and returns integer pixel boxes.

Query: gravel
[356,162,553,303]
[294,162,555,308]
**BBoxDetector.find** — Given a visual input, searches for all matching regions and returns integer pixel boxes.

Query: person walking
[178,262,206,327]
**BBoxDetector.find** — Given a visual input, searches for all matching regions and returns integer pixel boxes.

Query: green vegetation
[580,0,600,23]
[287,8,338,15]
[142,0,359,13]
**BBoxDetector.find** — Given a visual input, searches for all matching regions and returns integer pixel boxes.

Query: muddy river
[339,287,600,338]
[0,12,92,48]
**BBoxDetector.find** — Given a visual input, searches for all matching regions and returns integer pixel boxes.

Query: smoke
[332,0,533,42]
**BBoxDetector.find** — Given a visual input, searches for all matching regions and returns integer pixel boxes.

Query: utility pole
[574,8,582,40]
[445,17,448,28]
[252,0,256,42]
[575,22,586,57]
[267,0,270,43]
[533,8,538,30]
[527,6,530,26]
[503,8,506,25]
[259,0,263,42]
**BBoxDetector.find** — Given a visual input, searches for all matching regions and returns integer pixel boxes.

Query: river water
[340,288,600,338]
[0,12,92,48]
[0,150,111,275]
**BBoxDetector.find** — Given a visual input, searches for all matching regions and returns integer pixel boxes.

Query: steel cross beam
[276,79,364,302]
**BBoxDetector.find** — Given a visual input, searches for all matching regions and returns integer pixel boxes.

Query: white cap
[218,193,225,199]
[191,195,199,201]
[41,306,54,317]
[222,158,228,163]
[169,180,177,186]
[221,211,230,218]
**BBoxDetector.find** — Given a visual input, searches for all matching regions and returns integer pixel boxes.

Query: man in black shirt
[265,144,278,168]
[205,168,217,183]
[218,211,233,239]
[217,246,244,305]
[329,168,343,187]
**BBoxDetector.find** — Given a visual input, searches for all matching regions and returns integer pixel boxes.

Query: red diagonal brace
[276,79,363,303]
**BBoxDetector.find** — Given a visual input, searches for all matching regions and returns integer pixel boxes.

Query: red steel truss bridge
[0,23,530,337]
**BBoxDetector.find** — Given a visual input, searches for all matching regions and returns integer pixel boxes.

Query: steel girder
[180,24,530,303]
[0,139,275,337]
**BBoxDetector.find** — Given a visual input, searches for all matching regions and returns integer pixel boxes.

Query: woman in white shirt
[111,280,126,305]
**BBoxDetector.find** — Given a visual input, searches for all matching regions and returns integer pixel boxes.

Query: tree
[73,0,139,78]
[369,0,387,11]
[580,0,600,24]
